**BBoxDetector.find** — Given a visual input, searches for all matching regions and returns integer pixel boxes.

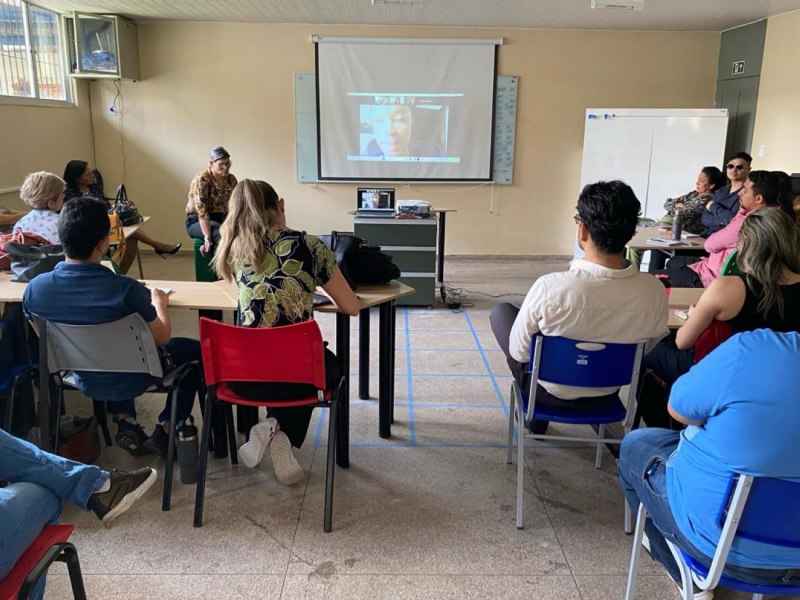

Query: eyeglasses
[215,160,232,168]
[573,215,582,225]
[726,164,746,171]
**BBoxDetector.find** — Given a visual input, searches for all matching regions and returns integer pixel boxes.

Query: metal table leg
[359,308,370,400]
[335,312,350,468]
[390,301,396,423]
[379,302,392,439]
[437,211,447,298]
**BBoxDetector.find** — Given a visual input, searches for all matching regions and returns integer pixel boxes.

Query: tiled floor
[42,254,751,599]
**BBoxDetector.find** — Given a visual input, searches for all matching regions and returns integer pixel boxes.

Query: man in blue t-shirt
[23,197,202,457]
[619,330,800,594]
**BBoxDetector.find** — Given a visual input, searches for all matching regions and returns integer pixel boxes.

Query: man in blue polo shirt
[619,330,800,595]
[23,197,202,457]
[701,151,752,236]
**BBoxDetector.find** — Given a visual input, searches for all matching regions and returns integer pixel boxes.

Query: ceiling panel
[31,0,800,31]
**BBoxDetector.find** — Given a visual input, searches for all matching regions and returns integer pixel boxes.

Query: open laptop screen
[357,188,395,211]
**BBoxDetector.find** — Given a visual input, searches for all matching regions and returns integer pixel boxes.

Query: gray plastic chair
[35,314,201,511]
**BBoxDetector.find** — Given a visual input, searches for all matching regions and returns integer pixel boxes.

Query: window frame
[0,0,75,107]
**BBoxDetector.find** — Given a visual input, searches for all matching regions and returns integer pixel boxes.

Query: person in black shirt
[700,151,751,235]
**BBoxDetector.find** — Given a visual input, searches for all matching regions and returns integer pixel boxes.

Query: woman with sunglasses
[701,151,752,235]
[185,147,237,256]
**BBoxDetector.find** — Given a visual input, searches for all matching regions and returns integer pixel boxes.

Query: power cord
[438,284,474,312]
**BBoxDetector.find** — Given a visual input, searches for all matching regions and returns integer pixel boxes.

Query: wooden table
[627,226,706,252]
[667,288,704,329]
[1,273,414,457]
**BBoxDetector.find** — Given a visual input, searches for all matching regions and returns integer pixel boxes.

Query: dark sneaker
[144,425,169,458]
[115,422,149,456]
[88,468,157,525]
[529,419,549,435]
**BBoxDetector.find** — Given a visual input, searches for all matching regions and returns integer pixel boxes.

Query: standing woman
[186,147,236,256]
[63,160,181,273]
[213,179,359,485]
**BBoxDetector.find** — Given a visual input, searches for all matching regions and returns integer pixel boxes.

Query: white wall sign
[732,60,746,75]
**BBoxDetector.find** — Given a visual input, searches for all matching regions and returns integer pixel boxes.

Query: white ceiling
[33,0,800,31]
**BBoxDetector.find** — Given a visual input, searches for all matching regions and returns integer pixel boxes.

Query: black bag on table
[316,231,359,289]
[110,184,143,226]
[316,232,400,287]
[6,243,65,282]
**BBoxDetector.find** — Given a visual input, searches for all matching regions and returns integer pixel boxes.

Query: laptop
[356,188,395,218]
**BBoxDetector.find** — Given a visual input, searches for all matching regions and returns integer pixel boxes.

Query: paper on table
[646,238,682,246]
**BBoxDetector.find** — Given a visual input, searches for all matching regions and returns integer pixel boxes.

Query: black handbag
[109,184,143,226]
[6,243,65,282]
[316,231,360,289]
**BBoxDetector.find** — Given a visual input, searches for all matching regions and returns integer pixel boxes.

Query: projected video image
[359,189,393,209]
[348,95,461,164]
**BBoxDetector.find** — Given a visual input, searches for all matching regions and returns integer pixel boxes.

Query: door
[715,76,760,159]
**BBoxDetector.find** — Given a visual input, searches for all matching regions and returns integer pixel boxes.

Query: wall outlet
[758,144,766,158]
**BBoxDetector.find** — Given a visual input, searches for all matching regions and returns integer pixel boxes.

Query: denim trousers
[618,428,800,587]
[0,429,107,597]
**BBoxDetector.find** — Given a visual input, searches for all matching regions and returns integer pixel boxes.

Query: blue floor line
[350,372,514,379]
[463,309,509,419]
[404,308,417,445]
[314,442,596,450]
[313,407,326,447]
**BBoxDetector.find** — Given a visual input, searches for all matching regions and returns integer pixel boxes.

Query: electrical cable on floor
[438,284,474,312]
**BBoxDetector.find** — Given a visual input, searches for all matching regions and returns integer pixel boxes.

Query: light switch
[758,144,766,158]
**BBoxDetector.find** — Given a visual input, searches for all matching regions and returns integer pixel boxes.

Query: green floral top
[235,230,336,328]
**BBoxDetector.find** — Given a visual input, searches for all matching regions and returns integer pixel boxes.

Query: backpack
[316,232,400,287]
[0,230,51,270]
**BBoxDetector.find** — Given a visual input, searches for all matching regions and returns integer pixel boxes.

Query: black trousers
[642,332,694,387]
[653,256,704,288]
[227,349,341,449]
[489,303,621,428]
[185,213,224,245]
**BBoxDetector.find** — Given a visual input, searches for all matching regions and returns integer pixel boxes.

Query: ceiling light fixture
[591,0,645,10]
[371,0,422,5]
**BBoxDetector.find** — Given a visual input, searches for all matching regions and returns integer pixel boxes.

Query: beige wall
[751,10,800,173]
[0,81,94,209]
[86,23,719,255]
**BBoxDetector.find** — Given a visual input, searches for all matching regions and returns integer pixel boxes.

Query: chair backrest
[720,248,742,277]
[36,314,163,377]
[199,317,326,389]
[529,335,643,389]
[719,475,800,549]
[693,321,733,364]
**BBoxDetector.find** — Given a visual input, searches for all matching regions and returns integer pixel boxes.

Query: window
[0,0,71,103]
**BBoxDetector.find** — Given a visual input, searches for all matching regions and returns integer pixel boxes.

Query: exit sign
[732,60,746,75]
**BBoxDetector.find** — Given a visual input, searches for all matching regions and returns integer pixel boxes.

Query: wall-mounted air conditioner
[63,13,140,80]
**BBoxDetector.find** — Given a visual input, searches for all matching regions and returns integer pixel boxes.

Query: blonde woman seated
[213,179,359,485]
[641,209,800,424]
[13,172,65,243]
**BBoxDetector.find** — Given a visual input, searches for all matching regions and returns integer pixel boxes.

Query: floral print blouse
[663,190,713,235]
[235,230,337,328]
[186,169,237,219]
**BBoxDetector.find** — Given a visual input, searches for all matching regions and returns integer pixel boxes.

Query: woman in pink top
[654,171,782,288]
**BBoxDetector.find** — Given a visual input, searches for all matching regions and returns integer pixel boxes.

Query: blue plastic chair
[625,475,800,600]
[505,335,644,529]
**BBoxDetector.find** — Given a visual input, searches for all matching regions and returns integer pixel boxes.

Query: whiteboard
[580,109,729,220]
[294,72,518,185]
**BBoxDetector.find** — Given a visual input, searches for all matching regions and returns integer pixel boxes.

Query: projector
[397,200,432,218]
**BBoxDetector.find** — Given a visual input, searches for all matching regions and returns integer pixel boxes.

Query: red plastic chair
[194,317,344,532]
[692,320,733,364]
[0,524,86,600]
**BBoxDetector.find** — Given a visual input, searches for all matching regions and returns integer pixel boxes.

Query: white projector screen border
[314,37,500,183]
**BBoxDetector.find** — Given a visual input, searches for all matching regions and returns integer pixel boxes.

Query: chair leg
[506,385,515,465]
[624,503,647,600]
[4,376,18,433]
[324,398,339,533]
[595,425,605,469]
[624,500,633,534]
[162,387,180,512]
[53,387,64,453]
[194,393,214,527]
[666,540,696,600]
[93,400,113,446]
[225,405,238,465]
[751,594,764,600]
[61,543,88,600]
[516,401,525,529]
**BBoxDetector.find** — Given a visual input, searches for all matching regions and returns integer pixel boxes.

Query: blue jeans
[75,337,202,426]
[0,429,107,597]
[619,428,800,587]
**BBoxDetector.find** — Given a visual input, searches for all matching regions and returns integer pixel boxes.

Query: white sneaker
[238,418,277,468]
[269,430,304,485]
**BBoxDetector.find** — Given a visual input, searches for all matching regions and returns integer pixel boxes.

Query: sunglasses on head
[727,164,746,171]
